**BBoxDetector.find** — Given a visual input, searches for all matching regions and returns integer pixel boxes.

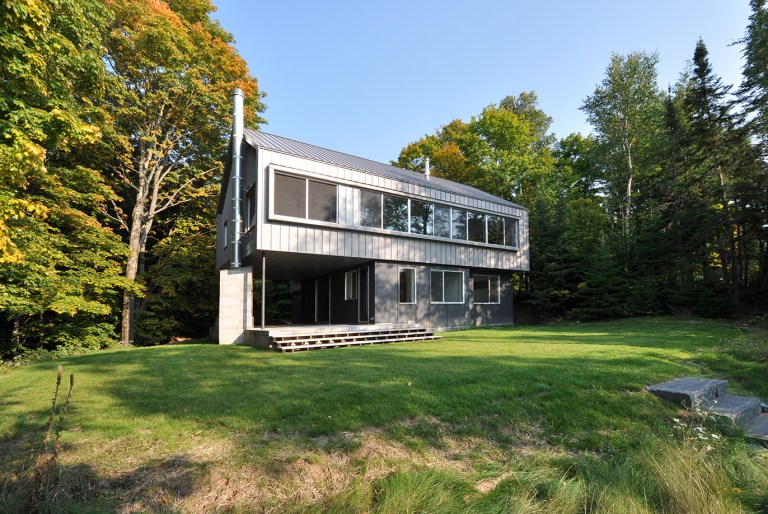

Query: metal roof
[243,129,523,209]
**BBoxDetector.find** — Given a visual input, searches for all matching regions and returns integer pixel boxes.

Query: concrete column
[218,267,254,345]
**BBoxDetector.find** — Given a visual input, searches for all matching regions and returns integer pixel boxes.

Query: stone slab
[709,395,762,426]
[647,377,728,410]
[746,414,768,442]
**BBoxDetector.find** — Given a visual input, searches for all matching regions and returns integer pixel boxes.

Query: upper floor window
[357,189,518,248]
[245,186,256,227]
[467,211,485,242]
[383,195,408,232]
[410,200,433,236]
[434,205,451,238]
[274,172,337,223]
[451,208,467,240]
[488,215,504,246]
[308,180,337,222]
[360,190,382,228]
[504,217,518,247]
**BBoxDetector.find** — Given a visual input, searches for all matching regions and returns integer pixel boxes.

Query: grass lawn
[1,317,767,512]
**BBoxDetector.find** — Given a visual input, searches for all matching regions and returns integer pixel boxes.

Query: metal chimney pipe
[424,156,430,179]
[230,88,244,268]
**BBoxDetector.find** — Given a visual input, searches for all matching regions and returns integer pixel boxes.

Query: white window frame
[345,270,358,300]
[430,270,465,304]
[473,275,501,304]
[399,267,416,304]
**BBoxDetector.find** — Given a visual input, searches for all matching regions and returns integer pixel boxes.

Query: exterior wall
[218,267,254,344]
[468,272,515,325]
[374,262,514,330]
[217,144,259,269]
[297,262,375,325]
[238,147,529,272]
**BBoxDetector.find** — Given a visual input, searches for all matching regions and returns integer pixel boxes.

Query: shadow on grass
[1,441,208,513]
[54,343,690,450]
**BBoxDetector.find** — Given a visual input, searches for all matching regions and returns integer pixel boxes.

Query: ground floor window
[399,268,416,303]
[430,270,464,303]
[473,275,500,304]
[345,270,358,300]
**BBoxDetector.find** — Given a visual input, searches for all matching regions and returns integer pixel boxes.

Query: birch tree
[581,52,664,235]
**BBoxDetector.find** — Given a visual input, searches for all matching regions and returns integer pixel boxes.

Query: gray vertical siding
[372,263,513,329]
[220,142,530,273]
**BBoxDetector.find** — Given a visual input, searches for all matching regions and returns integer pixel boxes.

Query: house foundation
[218,266,254,344]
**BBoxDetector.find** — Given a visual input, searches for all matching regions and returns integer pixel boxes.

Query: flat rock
[647,377,728,410]
[746,414,768,442]
[709,395,762,426]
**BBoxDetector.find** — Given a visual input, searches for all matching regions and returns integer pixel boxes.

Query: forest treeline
[0,0,264,359]
[396,4,768,321]
[2,0,767,359]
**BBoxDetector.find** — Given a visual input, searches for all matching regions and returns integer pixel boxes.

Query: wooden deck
[245,324,439,352]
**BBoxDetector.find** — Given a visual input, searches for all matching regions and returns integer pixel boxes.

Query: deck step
[269,327,439,352]
[277,335,440,352]
[648,376,767,444]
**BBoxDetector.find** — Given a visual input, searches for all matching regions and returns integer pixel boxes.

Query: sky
[212,1,752,164]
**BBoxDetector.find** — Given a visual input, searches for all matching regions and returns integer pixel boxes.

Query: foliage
[0,0,130,356]
[581,51,665,235]
[395,92,556,207]
[397,37,768,320]
[0,0,266,354]
[103,0,265,344]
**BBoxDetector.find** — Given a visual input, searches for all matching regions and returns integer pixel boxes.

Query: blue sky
[212,1,751,163]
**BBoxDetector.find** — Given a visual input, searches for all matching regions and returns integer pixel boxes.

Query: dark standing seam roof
[243,129,523,209]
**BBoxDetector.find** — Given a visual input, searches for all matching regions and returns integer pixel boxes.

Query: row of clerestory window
[361,190,518,247]
[271,173,519,248]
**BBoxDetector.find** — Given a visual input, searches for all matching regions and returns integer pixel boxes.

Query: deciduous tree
[103,0,265,344]
[581,52,664,235]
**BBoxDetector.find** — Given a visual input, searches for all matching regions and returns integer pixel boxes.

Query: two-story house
[217,89,529,349]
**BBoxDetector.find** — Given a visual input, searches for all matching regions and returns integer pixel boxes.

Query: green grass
[1,317,767,512]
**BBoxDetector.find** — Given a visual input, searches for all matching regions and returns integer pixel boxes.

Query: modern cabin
[217,89,529,346]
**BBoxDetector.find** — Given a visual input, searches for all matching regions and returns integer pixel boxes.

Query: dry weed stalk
[31,365,74,512]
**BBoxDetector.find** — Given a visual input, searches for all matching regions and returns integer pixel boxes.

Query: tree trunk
[624,140,634,237]
[120,190,147,345]
[11,318,20,351]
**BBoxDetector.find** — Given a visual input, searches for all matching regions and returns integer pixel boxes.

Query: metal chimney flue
[425,156,431,179]
[230,88,244,268]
